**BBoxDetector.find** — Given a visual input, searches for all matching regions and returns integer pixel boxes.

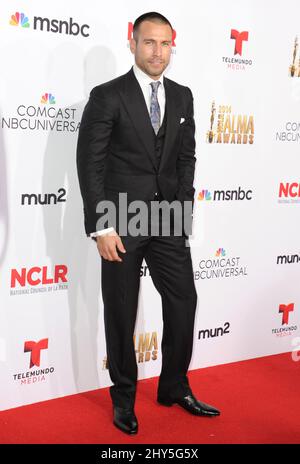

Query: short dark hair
[133,12,173,40]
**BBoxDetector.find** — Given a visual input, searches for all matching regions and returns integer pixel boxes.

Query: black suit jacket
[76,66,196,236]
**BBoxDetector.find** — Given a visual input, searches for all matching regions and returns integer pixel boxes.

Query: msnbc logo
[198,190,212,201]
[9,11,90,37]
[216,248,226,257]
[9,12,29,28]
[41,93,56,105]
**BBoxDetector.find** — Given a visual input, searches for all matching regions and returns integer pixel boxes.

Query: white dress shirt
[90,63,166,238]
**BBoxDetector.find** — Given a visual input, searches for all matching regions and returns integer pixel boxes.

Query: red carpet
[1,352,299,444]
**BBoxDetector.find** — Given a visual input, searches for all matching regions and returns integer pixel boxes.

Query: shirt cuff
[89,227,115,238]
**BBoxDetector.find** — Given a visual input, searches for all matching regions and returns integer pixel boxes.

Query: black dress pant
[101,201,197,409]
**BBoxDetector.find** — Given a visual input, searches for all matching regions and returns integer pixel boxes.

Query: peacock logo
[9,12,30,28]
[215,248,226,257]
[198,190,212,201]
[41,93,56,105]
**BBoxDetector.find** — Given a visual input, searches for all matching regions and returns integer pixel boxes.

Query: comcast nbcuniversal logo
[1,92,79,132]
[9,11,90,37]
[194,248,248,281]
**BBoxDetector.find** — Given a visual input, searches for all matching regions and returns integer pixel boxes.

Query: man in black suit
[77,12,220,435]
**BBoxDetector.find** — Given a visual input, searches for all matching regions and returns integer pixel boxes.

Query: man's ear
[129,38,136,54]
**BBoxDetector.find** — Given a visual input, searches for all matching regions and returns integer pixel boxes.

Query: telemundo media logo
[272,303,297,338]
[9,11,90,37]
[13,338,55,385]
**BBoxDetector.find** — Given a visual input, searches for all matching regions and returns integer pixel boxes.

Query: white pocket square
[180,117,185,124]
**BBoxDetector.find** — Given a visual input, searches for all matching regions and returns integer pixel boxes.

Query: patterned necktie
[150,81,161,135]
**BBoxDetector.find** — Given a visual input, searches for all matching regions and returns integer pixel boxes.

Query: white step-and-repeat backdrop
[1,0,299,411]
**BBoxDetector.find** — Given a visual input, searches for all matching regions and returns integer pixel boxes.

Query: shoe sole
[113,420,138,434]
[157,399,220,416]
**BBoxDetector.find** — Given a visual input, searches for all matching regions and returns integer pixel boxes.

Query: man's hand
[96,230,126,262]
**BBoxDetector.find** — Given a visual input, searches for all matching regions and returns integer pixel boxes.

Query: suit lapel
[118,67,182,171]
[119,67,157,169]
[159,76,182,172]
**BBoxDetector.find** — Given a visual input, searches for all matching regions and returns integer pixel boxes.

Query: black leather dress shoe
[113,406,138,434]
[157,393,220,417]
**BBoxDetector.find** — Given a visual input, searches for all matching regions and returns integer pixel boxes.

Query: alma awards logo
[289,37,300,77]
[206,101,254,144]
[102,331,158,369]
